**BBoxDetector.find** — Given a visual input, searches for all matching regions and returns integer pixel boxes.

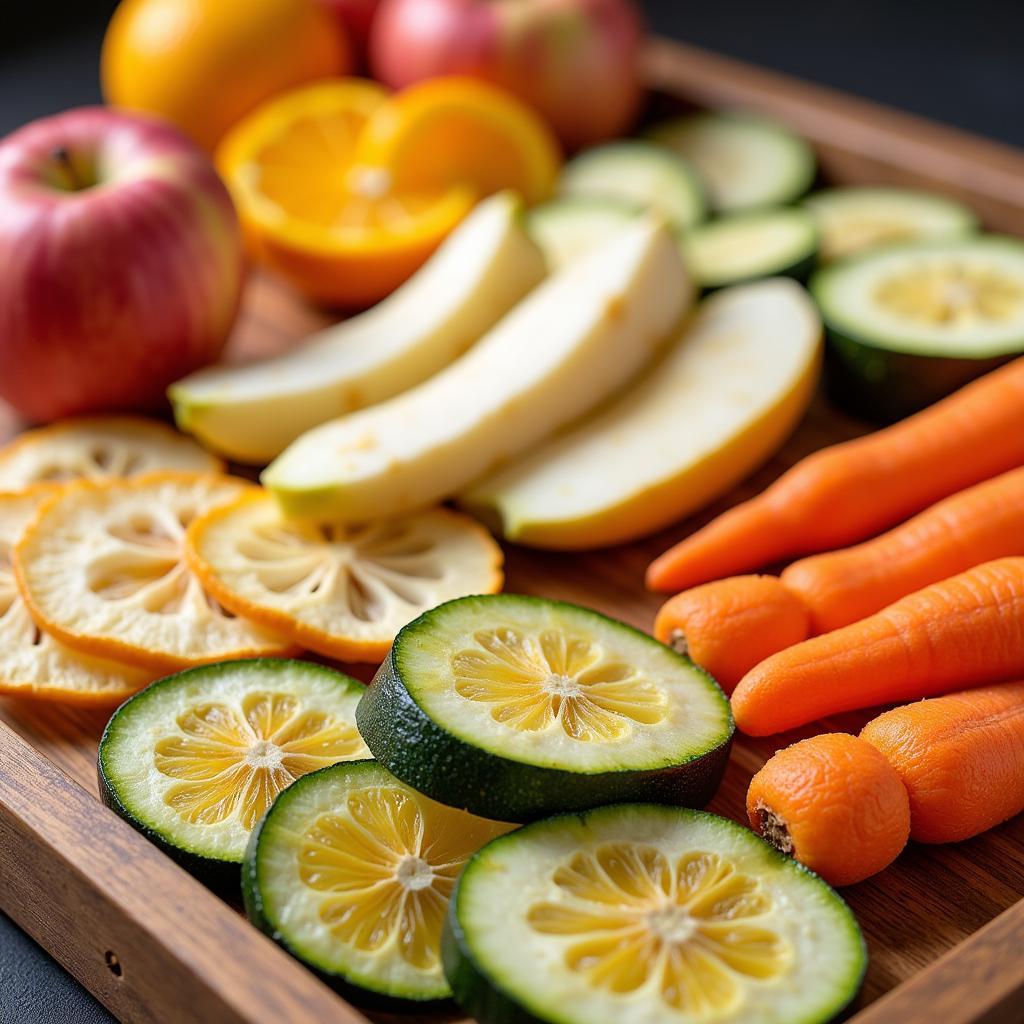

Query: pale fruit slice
[186,490,504,662]
[170,192,546,464]
[0,417,223,490]
[0,489,152,705]
[265,218,692,522]
[244,760,514,1003]
[462,279,822,549]
[15,473,297,671]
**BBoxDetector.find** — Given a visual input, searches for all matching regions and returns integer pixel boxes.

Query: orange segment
[217,78,476,307]
[355,77,562,205]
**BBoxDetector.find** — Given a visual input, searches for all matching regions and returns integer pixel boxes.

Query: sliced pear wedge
[169,192,546,464]
[462,279,822,549]
[264,217,692,522]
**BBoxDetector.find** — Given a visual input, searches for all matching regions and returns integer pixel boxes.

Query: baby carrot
[653,575,809,692]
[861,681,1024,843]
[784,466,1024,633]
[747,733,910,886]
[647,357,1024,592]
[731,557,1024,736]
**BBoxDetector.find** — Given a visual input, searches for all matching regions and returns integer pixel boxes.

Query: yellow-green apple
[0,107,244,422]
[369,0,645,149]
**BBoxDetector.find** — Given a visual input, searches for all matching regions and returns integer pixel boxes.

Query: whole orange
[101,0,353,151]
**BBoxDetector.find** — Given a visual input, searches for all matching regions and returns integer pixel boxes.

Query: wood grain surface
[2,37,1024,1024]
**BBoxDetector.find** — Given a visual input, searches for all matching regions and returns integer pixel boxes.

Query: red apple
[0,107,244,422]
[318,0,384,58]
[369,0,645,149]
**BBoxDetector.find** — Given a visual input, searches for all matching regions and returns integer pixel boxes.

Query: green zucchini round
[443,804,867,1024]
[98,658,368,888]
[526,196,641,271]
[812,235,1024,421]
[356,595,733,823]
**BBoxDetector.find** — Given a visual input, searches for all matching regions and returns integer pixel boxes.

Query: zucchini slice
[684,208,818,289]
[99,659,369,884]
[649,112,816,212]
[444,804,867,1024]
[802,186,978,263]
[527,197,640,271]
[558,140,707,231]
[356,595,733,822]
[243,760,513,1006]
[812,235,1024,420]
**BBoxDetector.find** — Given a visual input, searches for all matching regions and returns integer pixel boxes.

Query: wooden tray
[3,37,1024,1024]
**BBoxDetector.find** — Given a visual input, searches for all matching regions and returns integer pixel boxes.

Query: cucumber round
[356,595,733,823]
[812,235,1024,421]
[648,112,816,212]
[243,759,513,1007]
[527,197,641,271]
[558,141,707,231]
[443,804,867,1024]
[98,659,369,886]
[802,186,978,263]
[684,208,818,289]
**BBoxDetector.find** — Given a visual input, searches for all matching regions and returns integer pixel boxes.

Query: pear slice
[169,192,546,464]
[264,218,692,522]
[461,279,822,549]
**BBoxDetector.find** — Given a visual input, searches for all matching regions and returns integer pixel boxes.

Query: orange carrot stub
[861,681,1024,844]
[731,557,1024,736]
[654,466,1024,687]
[747,733,910,886]
[653,575,809,692]
[647,357,1024,592]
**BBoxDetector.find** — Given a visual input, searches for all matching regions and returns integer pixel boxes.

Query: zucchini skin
[825,329,1011,423]
[357,647,733,824]
[241,762,455,1011]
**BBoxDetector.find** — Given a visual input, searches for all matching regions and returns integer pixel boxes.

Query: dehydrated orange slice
[15,473,297,672]
[0,416,223,491]
[0,488,152,705]
[186,489,503,661]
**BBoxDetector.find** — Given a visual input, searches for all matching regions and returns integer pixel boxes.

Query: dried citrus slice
[0,416,223,491]
[186,490,504,661]
[99,659,370,881]
[243,760,513,1003]
[0,488,151,705]
[15,473,296,671]
[216,78,476,307]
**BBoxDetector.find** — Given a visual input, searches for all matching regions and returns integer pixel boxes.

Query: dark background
[2,1,1024,1021]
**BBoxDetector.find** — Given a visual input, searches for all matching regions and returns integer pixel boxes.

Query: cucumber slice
[243,760,512,1007]
[649,112,816,212]
[812,235,1024,421]
[527,197,640,271]
[444,804,867,1024]
[99,659,369,885]
[559,141,706,230]
[684,208,818,289]
[802,186,978,263]
[356,595,733,822]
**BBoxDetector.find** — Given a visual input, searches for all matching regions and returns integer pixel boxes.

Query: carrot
[746,733,910,886]
[653,575,809,692]
[784,466,1024,633]
[646,357,1024,592]
[860,681,1024,843]
[731,557,1024,736]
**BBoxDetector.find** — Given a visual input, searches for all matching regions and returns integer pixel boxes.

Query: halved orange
[217,76,561,308]
[0,488,153,706]
[14,473,298,672]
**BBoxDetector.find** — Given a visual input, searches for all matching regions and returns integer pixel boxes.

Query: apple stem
[50,145,84,191]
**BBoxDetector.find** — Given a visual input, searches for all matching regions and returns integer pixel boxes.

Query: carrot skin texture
[653,575,810,693]
[783,466,1024,633]
[860,681,1024,843]
[731,557,1024,736]
[647,357,1024,592]
[747,733,910,886]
